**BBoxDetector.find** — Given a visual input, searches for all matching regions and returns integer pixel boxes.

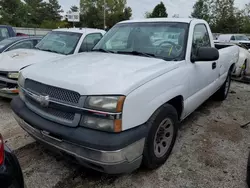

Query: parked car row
[0,28,106,98]
[0,18,249,187]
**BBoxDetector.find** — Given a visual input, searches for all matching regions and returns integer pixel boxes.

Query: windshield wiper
[38,48,60,54]
[92,49,115,53]
[116,51,156,58]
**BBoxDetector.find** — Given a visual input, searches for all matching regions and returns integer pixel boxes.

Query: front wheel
[143,104,178,169]
[214,72,231,101]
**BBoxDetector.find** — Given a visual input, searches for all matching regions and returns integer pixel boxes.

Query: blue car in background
[0,36,42,53]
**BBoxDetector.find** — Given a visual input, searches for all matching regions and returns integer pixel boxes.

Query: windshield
[36,31,82,55]
[235,35,249,41]
[93,22,188,61]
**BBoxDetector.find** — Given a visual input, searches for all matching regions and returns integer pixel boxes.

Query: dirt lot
[0,81,250,188]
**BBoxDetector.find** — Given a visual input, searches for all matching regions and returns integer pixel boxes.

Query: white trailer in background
[13,27,52,36]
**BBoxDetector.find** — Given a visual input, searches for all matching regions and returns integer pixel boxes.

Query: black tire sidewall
[214,72,231,101]
[224,73,231,99]
[143,104,178,169]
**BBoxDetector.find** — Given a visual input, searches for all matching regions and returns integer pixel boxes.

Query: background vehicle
[217,34,250,49]
[0,25,27,41]
[0,134,24,188]
[0,36,42,53]
[12,18,238,174]
[216,42,250,78]
[0,27,106,98]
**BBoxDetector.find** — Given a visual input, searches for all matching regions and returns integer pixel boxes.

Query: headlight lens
[8,72,19,79]
[80,116,115,132]
[85,96,125,112]
[80,116,122,132]
[18,72,25,88]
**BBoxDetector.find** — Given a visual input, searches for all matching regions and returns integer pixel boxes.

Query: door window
[230,36,235,41]
[8,40,34,51]
[192,24,211,57]
[79,33,103,52]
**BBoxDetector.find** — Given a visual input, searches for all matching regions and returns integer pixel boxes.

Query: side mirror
[191,47,219,63]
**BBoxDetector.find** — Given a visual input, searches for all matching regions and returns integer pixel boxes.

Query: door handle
[212,62,216,70]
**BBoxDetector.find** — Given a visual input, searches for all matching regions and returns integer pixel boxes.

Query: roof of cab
[52,28,106,35]
[119,18,200,24]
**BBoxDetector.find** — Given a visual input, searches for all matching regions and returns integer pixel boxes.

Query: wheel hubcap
[154,118,174,158]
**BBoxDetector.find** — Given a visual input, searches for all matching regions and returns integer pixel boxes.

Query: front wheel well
[165,96,184,120]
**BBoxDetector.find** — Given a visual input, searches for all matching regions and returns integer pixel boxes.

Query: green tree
[24,0,47,27]
[210,0,238,33]
[80,0,132,29]
[70,5,79,12]
[146,2,168,18]
[0,0,29,26]
[45,0,63,21]
[191,0,211,23]
[191,0,250,33]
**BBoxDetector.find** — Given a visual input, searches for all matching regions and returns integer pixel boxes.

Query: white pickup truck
[12,18,238,174]
[0,28,106,98]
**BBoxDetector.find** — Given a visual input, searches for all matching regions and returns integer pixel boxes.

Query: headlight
[85,96,125,112]
[8,72,19,79]
[80,116,120,132]
[18,72,25,88]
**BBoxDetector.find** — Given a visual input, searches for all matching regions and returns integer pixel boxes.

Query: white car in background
[0,28,106,98]
[216,42,250,77]
[217,34,250,50]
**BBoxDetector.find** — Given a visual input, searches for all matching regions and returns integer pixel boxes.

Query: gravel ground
[0,81,249,188]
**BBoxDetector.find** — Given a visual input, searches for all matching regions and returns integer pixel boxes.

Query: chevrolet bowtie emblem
[38,95,50,107]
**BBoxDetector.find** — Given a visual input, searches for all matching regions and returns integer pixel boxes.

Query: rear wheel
[214,72,231,101]
[143,104,178,169]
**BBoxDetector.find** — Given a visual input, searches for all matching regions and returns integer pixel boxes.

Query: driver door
[185,23,219,115]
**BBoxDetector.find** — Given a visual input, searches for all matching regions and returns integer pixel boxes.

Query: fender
[122,66,188,131]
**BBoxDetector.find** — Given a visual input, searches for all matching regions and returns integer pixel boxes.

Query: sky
[58,0,249,18]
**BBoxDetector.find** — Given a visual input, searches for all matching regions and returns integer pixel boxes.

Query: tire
[143,104,178,169]
[214,72,231,101]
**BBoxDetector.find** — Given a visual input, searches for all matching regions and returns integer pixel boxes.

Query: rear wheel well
[166,96,183,120]
[229,63,235,73]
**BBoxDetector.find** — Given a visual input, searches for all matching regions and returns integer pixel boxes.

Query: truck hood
[23,52,179,95]
[0,49,64,72]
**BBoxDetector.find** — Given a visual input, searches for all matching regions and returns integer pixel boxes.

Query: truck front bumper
[11,97,148,174]
[0,88,19,98]
[0,76,18,98]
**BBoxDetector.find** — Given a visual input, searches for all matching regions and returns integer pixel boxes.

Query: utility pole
[104,0,106,30]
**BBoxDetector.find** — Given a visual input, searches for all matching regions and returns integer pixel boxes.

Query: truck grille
[23,79,82,126]
[0,71,7,78]
[26,96,75,122]
[24,79,80,104]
